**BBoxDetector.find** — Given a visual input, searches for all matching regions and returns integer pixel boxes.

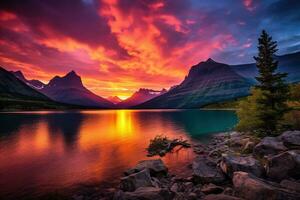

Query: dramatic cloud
[0,0,299,98]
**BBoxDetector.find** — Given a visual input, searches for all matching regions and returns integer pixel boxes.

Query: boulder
[187,192,198,200]
[278,131,300,149]
[220,154,264,178]
[253,137,287,157]
[120,169,154,192]
[227,137,251,148]
[222,187,234,196]
[266,150,300,181]
[170,182,194,193]
[114,187,174,200]
[125,159,168,177]
[280,179,300,193]
[233,171,300,200]
[204,194,243,200]
[192,156,226,184]
[242,141,255,153]
[201,183,224,194]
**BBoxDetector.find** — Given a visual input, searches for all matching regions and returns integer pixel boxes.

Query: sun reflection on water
[116,110,133,138]
[0,110,237,198]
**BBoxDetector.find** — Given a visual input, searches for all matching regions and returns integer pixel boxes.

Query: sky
[0,0,299,99]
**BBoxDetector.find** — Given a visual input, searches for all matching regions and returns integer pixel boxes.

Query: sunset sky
[0,0,299,99]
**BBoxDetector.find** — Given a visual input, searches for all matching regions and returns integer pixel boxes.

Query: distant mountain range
[12,71,46,89]
[116,88,167,108]
[1,67,49,100]
[11,70,114,108]
[231,51,300,83]
[107,96,122,104]
[137,58,253,108]
[137,51,300,108]
[2,51,300,110]
[0,67,77,111]
[40,71,114,108]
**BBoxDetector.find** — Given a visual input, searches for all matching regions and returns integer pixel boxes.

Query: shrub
[236,88,264,135]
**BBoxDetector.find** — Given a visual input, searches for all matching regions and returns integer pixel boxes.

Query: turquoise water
[0,109,237,198]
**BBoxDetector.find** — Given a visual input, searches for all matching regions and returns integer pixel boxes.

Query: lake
[0,109,237,199]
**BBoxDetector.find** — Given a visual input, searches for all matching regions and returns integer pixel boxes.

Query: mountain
[0,67,75,110]
[137,58,253,108]
[12,70,45,89]
[230,51,300,83]
[107,96,122,104]
[40,71,114,108]
[117,88,167,108]
[0,67,49,100]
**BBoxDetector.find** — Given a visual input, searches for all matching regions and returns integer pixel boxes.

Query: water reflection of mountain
[45,112,85,145]
[0,113,42,138]
[132,110,237,141]
[0,112,88,146]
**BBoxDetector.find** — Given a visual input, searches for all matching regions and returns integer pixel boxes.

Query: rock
[72,195,84,200]
[170,182,194,193]
[201,183,224,194]
[124,168,138,176]
[132,159,168,177]
[242,141,255,153]
[173,193,185,200]
[278,131,300,148]
[223,187,234,196]
[220,154,264,178]
[253,137,287,157]
[204,194,243,200]
[192,156,226,184]
[193,147,205,154]
[120,169,154,192]
[187,192,198,200]
[192,188,205,198]
[184,182,194,192]
[233,171,300,200]
[170,183,180,193]
[114,187,174,200]
[280,179,300,193]
[266,150,300,181]
[228,137,250,148]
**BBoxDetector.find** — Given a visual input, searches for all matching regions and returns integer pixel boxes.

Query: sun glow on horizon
[117,95,130,100]
[0,1,299,98]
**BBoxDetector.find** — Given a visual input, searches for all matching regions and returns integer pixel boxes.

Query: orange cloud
[0,0,242,99]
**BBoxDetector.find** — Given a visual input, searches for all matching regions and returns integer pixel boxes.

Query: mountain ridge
[117,88,167,108]
[40,71,114,108]
[136,59,254,108]
[0,67,78,111]
[107,96,122,104]
[12,70,46,89]
[137,51,300,108]
[230,51,300,83]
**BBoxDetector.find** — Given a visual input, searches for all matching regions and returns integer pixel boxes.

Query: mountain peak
[12,70,26,81]
[47,70,83,88]
[66,70,79,77]
[206,58,216,63]
[107,96,122,104]
[117,88,166,107]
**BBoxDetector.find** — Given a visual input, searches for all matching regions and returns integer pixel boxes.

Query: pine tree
[254,30,289,136]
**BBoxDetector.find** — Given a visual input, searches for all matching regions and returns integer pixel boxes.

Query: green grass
[0,94,83,111]
[202,97,246,109]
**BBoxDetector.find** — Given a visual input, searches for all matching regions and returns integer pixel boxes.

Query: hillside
[137,59,253,108]
[0,67,76,111]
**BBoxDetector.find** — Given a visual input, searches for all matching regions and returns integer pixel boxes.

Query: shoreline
[110,131,300,200]
[0,107,237,113]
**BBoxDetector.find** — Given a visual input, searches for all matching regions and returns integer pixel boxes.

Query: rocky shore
[111,131,300,200]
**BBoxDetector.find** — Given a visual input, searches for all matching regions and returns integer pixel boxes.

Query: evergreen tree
[253,30,289,136]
